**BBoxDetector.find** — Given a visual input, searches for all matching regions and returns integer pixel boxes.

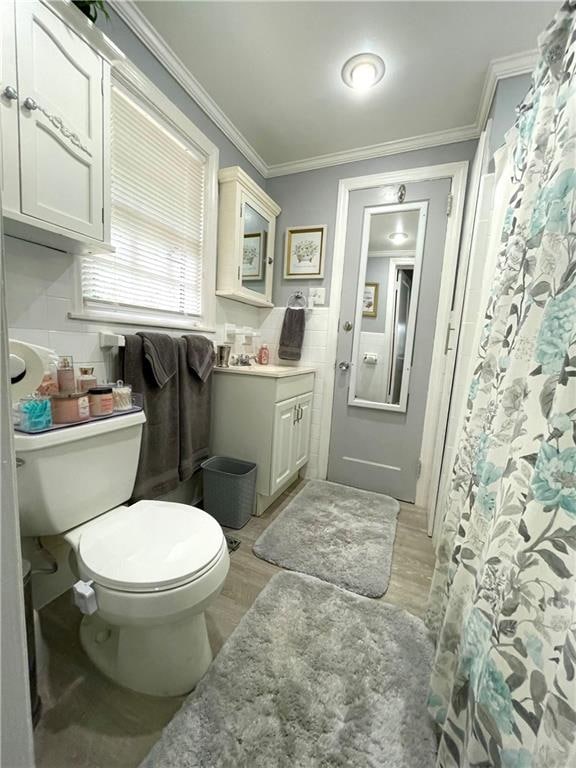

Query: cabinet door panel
[293,393,313,470]
[271,397,297,494]
[0,0,20,211]
[16,1,103,239]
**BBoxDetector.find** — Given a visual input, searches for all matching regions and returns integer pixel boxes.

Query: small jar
[88,386,114,417]
[51,392,90,424]
[77,367,97,393]
[257,344,270,365]
[19,395,52,432]
[57,356,75,394]
[112,380,132,412]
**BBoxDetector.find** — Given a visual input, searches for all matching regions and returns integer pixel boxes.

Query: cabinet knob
[267,257,274,265]
[23,97,37,111]
[338,361,350,371]
[2,86,18,101]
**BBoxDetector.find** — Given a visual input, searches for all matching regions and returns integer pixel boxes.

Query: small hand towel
[178,337,213,481]
[278,307,306,361]
[123,335,180,500]
[184,334,215,383]
[137,332,177,388]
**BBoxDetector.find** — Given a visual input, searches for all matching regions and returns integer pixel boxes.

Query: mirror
[350,203,426,412]
[241,202,269,295]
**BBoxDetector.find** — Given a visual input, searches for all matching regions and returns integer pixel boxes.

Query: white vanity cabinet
[216,166,281,308]
[211,367,315,515]
[0,0,121,252]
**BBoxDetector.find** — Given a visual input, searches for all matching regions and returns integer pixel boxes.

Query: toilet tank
[14,411,146,537]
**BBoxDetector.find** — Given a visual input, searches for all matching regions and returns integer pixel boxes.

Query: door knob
[343,321,353,332]
[2,86,18,100]
[23,97,37,111]
[338,361,350,371]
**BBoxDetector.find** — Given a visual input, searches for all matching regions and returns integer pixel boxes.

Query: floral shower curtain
[427,4,576,767]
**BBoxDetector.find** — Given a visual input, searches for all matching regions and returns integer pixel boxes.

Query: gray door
[327,178,451,502]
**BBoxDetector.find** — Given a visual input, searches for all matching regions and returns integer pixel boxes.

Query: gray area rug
[253,480,399,597]
[140,572,436,768]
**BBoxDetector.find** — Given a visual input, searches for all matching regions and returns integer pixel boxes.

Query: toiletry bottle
[77,367,97,393]
[57,356,75,393]
[258,344,270,365]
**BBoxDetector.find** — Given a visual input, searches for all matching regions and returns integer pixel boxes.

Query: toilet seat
[73,500,225,593]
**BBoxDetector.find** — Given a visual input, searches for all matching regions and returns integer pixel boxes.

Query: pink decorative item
[51,392,90,424]
[257,344,270,365]
[56,356,75,393]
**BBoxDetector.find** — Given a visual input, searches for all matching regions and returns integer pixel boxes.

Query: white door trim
[319,161,469,523]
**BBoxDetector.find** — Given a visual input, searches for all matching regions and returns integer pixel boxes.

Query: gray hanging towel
[122,334,180,500]
[178,336,214,481]
[137,331,177,387]
[184,334,215,383]
[278,307,305,361]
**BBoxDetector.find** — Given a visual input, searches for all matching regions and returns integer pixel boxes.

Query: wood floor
[34,479,435,768]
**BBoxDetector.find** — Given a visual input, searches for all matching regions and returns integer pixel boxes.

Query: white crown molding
[108,2,538,180]
[265,124,480,178]
[109,0,269,178]
[475,49,538,136]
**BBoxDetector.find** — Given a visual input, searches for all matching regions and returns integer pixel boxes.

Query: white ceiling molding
[475,49,538,136]
[265,124,480,178]
[109,0,269,178]
[109,2,538,180]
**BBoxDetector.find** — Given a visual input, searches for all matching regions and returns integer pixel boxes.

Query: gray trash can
[201,456,257,529]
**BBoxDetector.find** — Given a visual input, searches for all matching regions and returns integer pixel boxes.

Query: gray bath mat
[253,480,399,597]
[140,572,436,768]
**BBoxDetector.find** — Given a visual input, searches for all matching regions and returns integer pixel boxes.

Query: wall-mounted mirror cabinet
[216,166,281,307]
[349,202,427,412]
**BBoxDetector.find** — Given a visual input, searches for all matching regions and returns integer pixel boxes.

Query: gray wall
[99,8,265,187]
[488,73,532,160]
[267,140,478,306]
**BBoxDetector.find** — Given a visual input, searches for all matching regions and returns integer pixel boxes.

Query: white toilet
[15,411,230,697]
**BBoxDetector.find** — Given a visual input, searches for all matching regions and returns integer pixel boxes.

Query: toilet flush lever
[73,580,98,615]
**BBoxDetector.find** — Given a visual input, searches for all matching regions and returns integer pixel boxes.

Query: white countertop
[214,364,316,378]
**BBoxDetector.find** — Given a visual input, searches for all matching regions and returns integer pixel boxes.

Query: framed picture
[242,232,264,281]
[362,282,379,317]
[284,225,326,279]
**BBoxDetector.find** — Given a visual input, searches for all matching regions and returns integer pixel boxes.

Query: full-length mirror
[241,202,269,296]
[350,202,427,412]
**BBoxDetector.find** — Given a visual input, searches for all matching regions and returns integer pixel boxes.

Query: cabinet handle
[297,404,302,422]
[2,86,18,101]
[21,96,92,157]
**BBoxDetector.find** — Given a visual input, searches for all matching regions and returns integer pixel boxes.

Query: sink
[213,364,316,378]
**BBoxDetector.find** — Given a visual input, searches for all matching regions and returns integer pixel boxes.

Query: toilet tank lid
[14,410,146,452]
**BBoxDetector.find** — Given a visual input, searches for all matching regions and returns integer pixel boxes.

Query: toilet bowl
[65,500,230,696]
[14,411,230,697]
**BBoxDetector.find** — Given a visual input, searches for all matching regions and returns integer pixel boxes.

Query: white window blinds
[81,87,207,320]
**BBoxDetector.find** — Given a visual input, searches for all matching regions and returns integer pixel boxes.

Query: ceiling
[131,1,556,171]
[369,210,420,253]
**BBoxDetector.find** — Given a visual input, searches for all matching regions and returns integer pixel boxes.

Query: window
[79,66,218,330]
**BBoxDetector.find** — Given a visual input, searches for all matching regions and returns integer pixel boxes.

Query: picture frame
[362,282,379,317]
[284,225,326,279]
[242,232,264,281]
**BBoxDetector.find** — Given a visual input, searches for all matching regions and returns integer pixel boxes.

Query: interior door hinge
[101,207,104,223]
[239,205,243,218]
[446,193,453,217]
[237,265,241,280]
[417,459,422,479]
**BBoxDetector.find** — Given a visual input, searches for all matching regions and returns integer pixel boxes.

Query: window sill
[67,311,215,334]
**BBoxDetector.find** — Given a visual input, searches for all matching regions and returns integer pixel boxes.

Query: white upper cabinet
[217,166,281,307]
[0,0,122,252]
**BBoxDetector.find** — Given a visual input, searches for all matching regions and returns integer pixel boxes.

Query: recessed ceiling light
[389,231,409,245]
[342,53,385,91]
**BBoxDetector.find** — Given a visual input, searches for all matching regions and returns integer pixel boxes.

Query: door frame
[319,161,469,523]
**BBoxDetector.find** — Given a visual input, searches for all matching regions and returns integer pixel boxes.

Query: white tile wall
[6,236,332,482]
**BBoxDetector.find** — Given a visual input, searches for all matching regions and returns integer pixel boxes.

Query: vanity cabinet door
[0,0,20,212]
[271,396,297,494]
[293,392,313,471]
[15,1,104,239]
